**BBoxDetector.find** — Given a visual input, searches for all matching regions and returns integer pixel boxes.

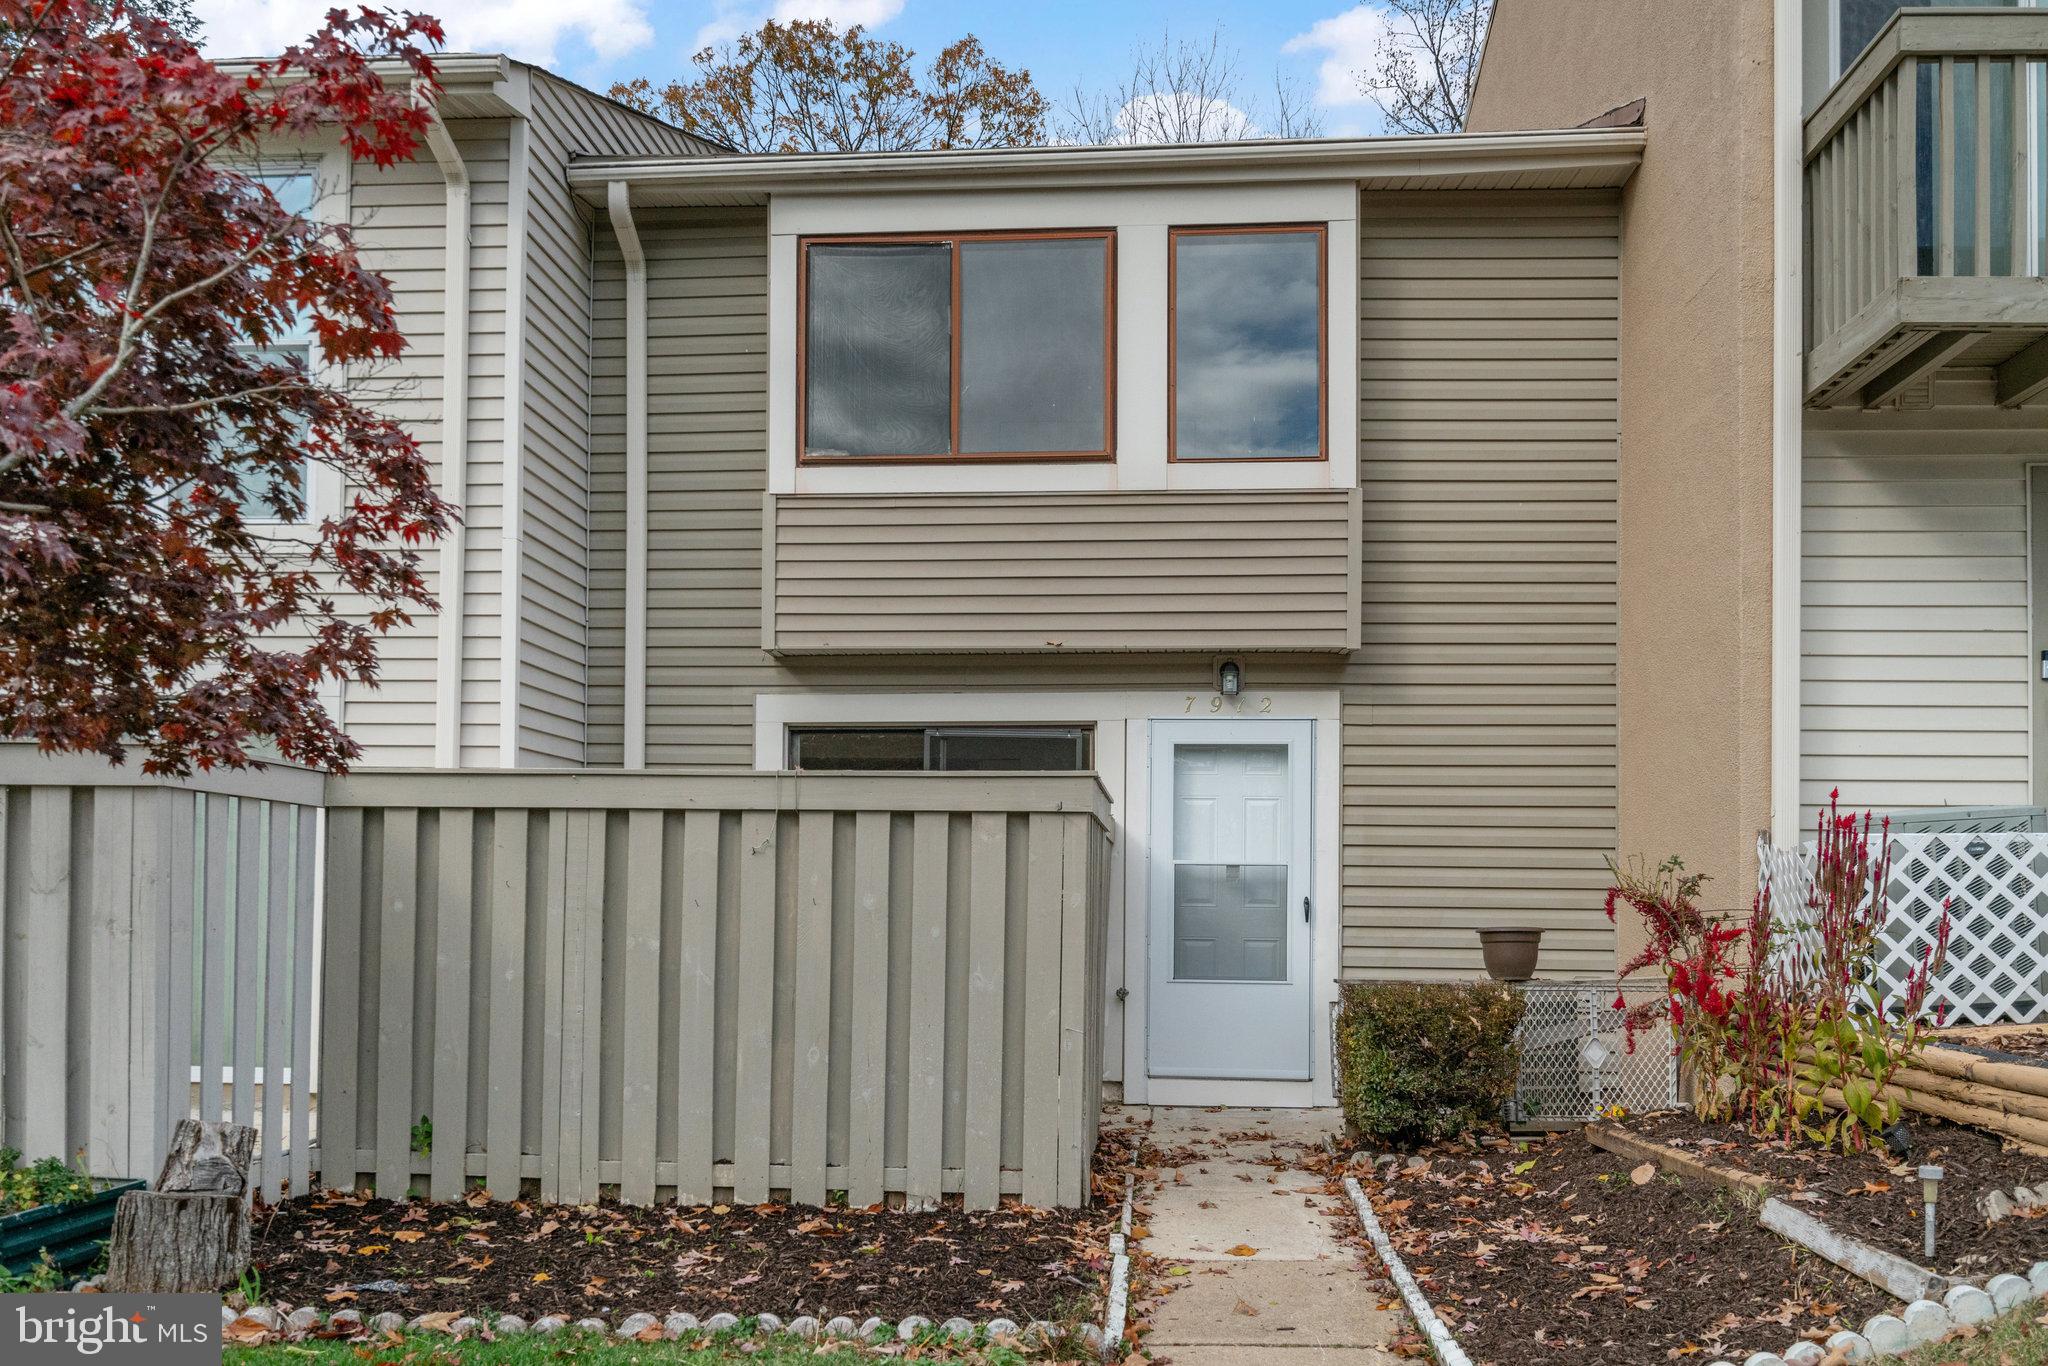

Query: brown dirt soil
[247,1128,1139,1334]
[1629,1111,2048,1278]
[1359,1129,1896,1366]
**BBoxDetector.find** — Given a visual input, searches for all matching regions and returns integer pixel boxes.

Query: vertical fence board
[231,799,261,1131]
[22,788,71,1160]
[485,810,528,1200]
[906,812,948,1210]
[165,794,199,1175]
[846,812,888,1209]
[553,811,588,1203]
[1056,816,1090,1208]
[675,810,718,1204]
[1021,814,1062,1208]
[87,791,133,1175]
[790,811,833,1207]
[732,810,777,1204]
[374,810,419,1197]
[431,810,475,1201]
[577,815,604,1205]
[539,811,568,1203]
[289,807,316,1200]
[319,809,364,1192]
[260,805,292,1203]
[128,793,167,1179]
[964,813,1007,1211]
[620,810,662,1206]
[199,794,231,1127]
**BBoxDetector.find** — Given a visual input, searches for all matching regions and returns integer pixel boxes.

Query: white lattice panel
[1756,833,2048,1026]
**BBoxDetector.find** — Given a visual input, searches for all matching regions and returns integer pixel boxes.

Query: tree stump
[104,1121,256,1293]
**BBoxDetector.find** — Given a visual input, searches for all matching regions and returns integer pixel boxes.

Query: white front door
[1147,719,1314,1080]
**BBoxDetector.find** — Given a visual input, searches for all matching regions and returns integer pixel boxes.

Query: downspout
[607,181,649,770]
[1770,0,1804,842]
[417,81,472,769]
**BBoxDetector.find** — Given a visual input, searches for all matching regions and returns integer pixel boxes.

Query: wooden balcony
[1806,8,2048,407]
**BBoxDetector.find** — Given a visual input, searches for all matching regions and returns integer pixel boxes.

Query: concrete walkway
[1132,1107,1403,1365]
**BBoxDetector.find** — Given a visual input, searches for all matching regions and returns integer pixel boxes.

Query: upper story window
[1169,226,1326,462]
[235,170,318,523]
[800,231,1114,463]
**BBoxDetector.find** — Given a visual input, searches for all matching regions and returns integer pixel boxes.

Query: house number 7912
[1185,695,1274,714]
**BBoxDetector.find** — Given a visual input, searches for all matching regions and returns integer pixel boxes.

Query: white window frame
[766,181,1359,497]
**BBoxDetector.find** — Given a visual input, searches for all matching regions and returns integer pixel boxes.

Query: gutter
[417,81,472,769]
[565,127,1644,202]
[607,181,649,770]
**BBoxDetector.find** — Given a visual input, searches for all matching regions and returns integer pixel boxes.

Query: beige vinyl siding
[1800,432,2036,819]
[343,120,512,766]
[514,75,710,765]
[769,492,1359,654]
[1341,191,1621,980]
[590,208,770,766]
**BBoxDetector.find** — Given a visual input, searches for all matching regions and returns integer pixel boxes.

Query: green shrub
[1336,981,1526,1148]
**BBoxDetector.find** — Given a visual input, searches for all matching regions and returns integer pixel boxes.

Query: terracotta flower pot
[1477,928,1543,982]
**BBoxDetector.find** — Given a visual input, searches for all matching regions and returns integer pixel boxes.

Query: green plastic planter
[0,1180,146,1278]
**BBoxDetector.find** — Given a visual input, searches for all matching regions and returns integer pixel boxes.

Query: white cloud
[1282,5,1390,110]
[691,0,907,54]
[194,0,654,65]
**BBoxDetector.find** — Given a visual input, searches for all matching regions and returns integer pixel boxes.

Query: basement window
[787,725,1093,772]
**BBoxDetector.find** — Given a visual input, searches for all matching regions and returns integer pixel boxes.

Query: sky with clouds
[191,0,1395,138]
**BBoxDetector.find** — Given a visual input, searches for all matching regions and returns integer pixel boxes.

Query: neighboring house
[232,53,1647,1113]
[1473,1,2048,966]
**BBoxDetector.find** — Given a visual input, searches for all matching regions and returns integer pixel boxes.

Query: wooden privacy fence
[0,749,323,1203]
[317,770,1114,1210]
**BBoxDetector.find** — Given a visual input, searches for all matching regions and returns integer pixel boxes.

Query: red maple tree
[0,0,452,774]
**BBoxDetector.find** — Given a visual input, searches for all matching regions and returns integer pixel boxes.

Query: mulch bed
[1627,1111,2048,1278]
[1357,1128,1896,1366]
[249,1129,1138,1330]
[1934,1026,2048,1064]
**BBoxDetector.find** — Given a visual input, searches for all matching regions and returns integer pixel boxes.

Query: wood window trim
[1167,223,1329,465]
[796,228,1118,465]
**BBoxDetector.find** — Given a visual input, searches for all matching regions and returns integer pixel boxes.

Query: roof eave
[565,127,1644,206]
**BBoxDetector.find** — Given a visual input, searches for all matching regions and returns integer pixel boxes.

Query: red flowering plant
[1609,790,1952,1152]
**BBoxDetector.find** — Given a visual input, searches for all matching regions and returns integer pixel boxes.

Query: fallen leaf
[1232,1299,1261,1317]
[1225,1245,1259,1257]
[531,1272,551,1283]
[223,1316,273,1345]
[392,1230,424,1244]
[1630,1162,1656,1185]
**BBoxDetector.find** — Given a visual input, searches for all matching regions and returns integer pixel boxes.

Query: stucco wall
[1469,0,1778,943]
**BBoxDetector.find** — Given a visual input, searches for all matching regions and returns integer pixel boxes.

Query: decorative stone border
[216,1302,1085,1351]
[1098,1173,1133,1362]
[1699,1261,2048,1365]
[1342,1173,1474,1366]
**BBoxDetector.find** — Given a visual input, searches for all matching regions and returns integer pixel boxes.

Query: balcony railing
[1805,8,2048,406]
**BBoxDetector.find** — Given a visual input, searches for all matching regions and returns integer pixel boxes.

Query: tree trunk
[104,1120,256,1293]
[103,1191,250,1293]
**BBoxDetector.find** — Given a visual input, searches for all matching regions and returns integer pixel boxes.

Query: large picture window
[799,231,1114,462]
[1169,225,1326,462]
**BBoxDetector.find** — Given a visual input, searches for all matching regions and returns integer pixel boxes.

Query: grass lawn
[223,1331,1047,1365]
[1902,1304,2048,1365]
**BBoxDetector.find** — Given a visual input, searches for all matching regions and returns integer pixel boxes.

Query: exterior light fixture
[1218,660,1242,697]
[1919,1164,1944,1260]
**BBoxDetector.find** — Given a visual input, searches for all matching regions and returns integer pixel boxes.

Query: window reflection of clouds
[1174,231,1322,459]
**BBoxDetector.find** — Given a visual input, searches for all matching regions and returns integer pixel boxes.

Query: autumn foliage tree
[611,18,1049,153]
[0,0,453,774]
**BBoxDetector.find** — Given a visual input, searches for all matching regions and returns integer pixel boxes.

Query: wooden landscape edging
[1582,1122,1775,1202]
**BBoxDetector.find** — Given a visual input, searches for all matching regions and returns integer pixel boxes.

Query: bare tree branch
[1064,28,1324,145]
[1359,0,1492,135]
